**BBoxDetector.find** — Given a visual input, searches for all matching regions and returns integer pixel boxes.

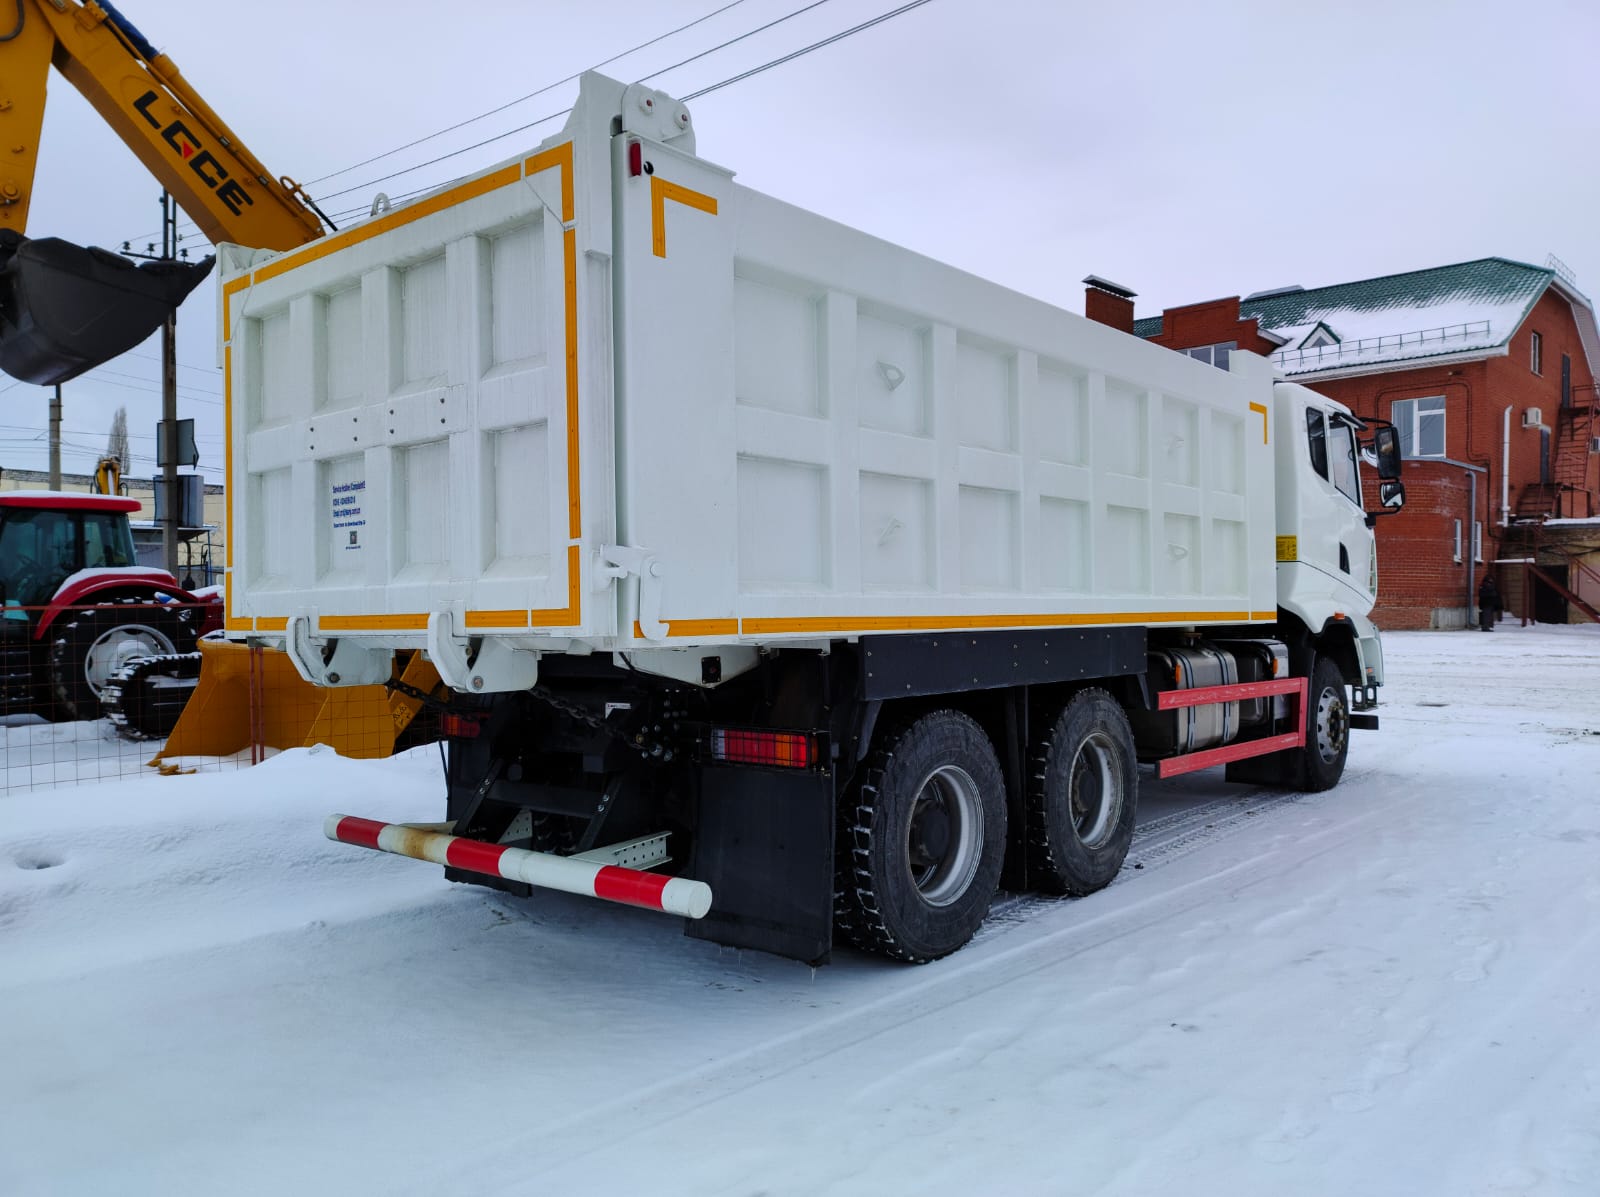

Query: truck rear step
[324,816,712,919]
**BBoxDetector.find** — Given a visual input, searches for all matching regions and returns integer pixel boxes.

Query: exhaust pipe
[0,231,214,385]
[325,814,713,919]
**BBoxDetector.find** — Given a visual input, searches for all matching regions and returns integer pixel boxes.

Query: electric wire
[128,0,840,241]
[66,0,943,476]
[303,0,760,188]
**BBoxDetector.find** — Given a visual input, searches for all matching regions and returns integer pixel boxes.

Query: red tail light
[440,712,484,739]
[709,728,815,769]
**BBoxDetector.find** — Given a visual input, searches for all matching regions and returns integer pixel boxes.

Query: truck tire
[49,604,184,723]
[1026,688,1138,895]
[1298,656,1349,792]
[838,710,1007,963]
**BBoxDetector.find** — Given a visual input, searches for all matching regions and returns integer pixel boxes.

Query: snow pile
[2,625,1598,1195]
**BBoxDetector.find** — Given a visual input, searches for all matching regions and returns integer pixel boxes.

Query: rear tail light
[440,712,484,739]
[709,728,816,769]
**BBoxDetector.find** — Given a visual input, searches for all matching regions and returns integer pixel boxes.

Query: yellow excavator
[0,0,439,758]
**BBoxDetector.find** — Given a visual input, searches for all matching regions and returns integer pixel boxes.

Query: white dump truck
[219,72,1404,963]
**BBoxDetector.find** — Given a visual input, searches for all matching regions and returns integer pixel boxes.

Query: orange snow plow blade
[152,638,440,764]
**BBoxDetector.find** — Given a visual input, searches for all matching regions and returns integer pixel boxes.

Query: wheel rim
[1315,685,1348,763]
[1069,731,1124,848]
[83,624,176,697]
[905,765,984,907]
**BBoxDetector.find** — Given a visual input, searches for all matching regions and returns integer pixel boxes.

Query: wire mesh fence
[2,607,437,795]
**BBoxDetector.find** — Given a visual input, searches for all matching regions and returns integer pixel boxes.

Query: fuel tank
[0,230,214,385]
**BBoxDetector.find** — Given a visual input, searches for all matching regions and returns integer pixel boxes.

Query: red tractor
[0,491,220,727]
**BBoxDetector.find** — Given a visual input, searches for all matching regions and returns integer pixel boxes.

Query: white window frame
[1392,395,1446,459]
[1453,519,1463,564]
[1473,520,1484,564]
[1531,330,1543,375]
[1183,341,1237,371]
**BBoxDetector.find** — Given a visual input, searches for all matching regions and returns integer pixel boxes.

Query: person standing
[1477,573,1501,632]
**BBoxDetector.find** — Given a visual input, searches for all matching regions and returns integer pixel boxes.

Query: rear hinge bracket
[283,614,391,688]
[426,610,539,694]
[595,544,666,641]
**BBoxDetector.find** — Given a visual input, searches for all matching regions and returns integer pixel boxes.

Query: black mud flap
[687,765,835,965]
[0,230,215,385]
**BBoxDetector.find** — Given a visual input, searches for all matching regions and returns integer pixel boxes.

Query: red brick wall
[1085,288,1135,334]
[1488,290,1599,511]
[1363,464,1481,629]
[1145,297,1280,356]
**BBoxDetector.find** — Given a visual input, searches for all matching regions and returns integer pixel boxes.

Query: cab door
[1305,409,1375,600]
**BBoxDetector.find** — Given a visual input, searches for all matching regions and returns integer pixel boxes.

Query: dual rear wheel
[836,691,1138,963]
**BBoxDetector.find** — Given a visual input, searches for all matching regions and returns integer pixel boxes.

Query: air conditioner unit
[1521,407,1543,429]
[1589,436,1600,455]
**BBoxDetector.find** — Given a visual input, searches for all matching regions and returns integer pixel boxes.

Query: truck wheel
[1026,688,1138,895]
[49,605,183,722]
[1299,657,1349,792]
[839,710,1006,963]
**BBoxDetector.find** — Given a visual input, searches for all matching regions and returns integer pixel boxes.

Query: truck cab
[1271,382,1404,706]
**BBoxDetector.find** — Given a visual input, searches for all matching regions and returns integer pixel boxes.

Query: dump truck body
[224,73,1398,963]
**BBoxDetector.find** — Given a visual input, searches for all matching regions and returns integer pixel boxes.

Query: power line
[682,0,937,100]
[131,0,839,239]
[305,0,760,188]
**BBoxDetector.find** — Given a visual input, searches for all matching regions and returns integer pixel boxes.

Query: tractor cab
[0,492,145,615]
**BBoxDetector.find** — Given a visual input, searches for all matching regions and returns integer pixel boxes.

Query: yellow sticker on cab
[1276,535,1298,562]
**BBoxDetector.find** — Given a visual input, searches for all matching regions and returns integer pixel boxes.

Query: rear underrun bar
[324,815,713,919]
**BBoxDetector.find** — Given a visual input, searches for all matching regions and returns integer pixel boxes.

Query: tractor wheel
[49,603,187,722]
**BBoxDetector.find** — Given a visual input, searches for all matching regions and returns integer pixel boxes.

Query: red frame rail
[1155,676,1309,779]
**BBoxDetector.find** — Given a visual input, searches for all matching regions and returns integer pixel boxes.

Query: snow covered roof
[1134,258,1600,382]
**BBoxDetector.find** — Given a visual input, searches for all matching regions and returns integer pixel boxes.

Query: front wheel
[1298,656,1350,792]
[837,710,1007,963]
[49,605,185,722]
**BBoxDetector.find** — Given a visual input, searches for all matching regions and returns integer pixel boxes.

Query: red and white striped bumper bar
[325,815,713,919]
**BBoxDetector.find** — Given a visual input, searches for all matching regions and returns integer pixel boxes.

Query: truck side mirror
[1364,479,1405,528]
[1372,426,1402,479]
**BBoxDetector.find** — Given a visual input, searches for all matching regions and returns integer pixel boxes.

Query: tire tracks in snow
[421,770,1385,1194]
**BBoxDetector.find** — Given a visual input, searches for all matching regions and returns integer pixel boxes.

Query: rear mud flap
[0,231,214,385]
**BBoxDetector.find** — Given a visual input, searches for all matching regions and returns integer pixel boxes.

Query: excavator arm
[0,0,327,384]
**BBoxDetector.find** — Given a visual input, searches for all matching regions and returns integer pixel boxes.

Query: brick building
[1085,260,1600,629]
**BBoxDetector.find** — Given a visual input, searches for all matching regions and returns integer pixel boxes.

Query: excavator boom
[0,0,327,383]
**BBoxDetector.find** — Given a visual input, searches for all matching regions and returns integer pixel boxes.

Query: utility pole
[48,383,61,490]
[160,191,179,577]
[123,191,187,576]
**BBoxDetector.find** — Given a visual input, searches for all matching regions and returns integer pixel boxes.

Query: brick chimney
[1083,275,1136,334]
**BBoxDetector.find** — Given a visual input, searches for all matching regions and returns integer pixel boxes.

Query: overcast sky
[5,0,1596,480]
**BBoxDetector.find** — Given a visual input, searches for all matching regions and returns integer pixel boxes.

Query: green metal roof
[1236,257,1552,332]
[1123,257,1600,377]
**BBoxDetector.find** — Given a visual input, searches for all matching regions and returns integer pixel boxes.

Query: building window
[1453,519,1463,563]
[1300,323,1341,350]
[1473,521,1484,564]
[1531,331,1543,375]
[1184,341,1236,370]
[1392,395,1446,458]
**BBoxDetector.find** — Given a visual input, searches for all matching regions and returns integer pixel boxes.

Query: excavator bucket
[152,638,441,766]
[0,231,214,385]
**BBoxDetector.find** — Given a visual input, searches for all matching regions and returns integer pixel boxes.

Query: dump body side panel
[613,149,1280,646]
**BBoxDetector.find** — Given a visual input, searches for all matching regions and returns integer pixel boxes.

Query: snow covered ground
[2,625,1597,1196]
